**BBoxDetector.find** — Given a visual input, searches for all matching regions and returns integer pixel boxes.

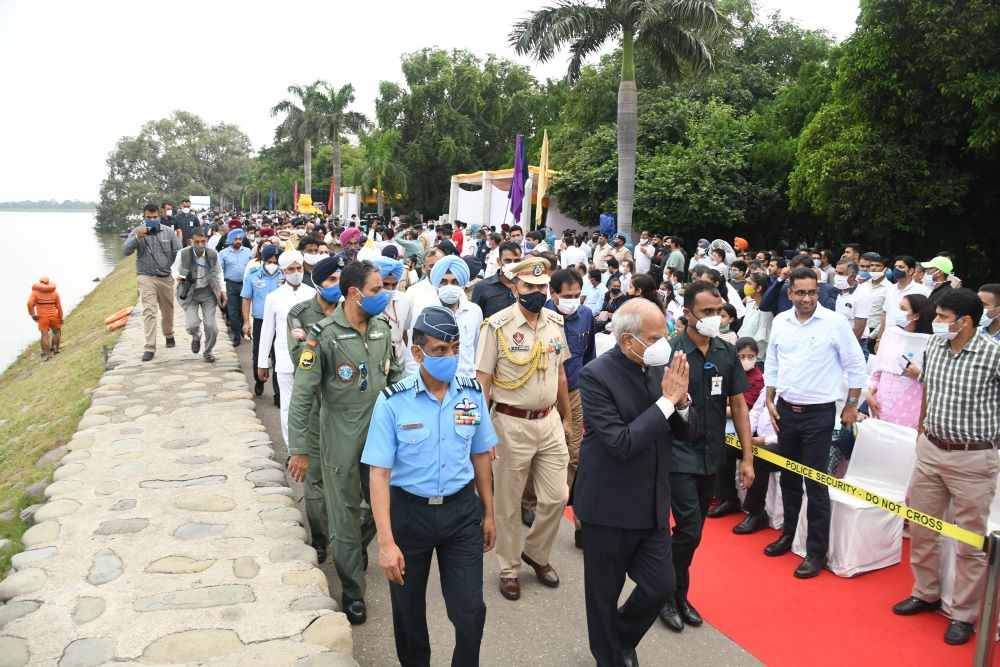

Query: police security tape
[724,434,985,550]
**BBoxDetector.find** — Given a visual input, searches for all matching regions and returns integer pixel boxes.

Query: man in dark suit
[574,299,697,667]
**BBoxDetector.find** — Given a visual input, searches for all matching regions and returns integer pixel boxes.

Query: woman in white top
[256,251,316,444]
[739,270,773,359]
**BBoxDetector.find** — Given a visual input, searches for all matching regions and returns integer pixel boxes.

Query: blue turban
[261,245,281,262]
[372,257,404,281]
[227,229,245,243]
[430,254,470,287]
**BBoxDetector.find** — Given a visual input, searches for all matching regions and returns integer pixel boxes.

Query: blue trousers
[776,402,835,557]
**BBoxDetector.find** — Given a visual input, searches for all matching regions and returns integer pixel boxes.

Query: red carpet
[689,516,990,666]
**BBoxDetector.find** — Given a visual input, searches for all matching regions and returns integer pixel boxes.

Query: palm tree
[510,0,721,238]
[270,81,327,198]
[358,129,407,217]
[315,83,368,217]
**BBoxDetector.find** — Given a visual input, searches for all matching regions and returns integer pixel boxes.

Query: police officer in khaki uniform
[475,256,573,601]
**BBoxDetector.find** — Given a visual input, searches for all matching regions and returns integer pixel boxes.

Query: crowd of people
[118,200,1000,666]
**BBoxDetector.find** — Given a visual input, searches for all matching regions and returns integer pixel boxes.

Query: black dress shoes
[203,354,216,363]
[658,601,684,632]
[313,543,327,564]
[733,514,767,535]
[191,338,201,354]
[233,335,241,347]
[707,499,741,519]
[574,530,582,549]
[945,620,974,645]
[622,646,639,667]
[677,599,703,627]
[521,508,536,528]
[141,351,154,362]
[254,379,264,396]
[892,596,942,616]
[764,534,794,556]
[165,337,176,348]
[794,555,826,579]
[342,597,367,625]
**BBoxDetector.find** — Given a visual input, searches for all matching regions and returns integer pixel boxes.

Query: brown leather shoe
[521,552,560,588]
[499,577,520,600]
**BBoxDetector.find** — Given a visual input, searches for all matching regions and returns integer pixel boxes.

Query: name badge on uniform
[401,422,423,430]
[711,375,723,396]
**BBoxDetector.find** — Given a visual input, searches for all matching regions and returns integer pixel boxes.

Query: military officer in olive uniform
[288,258,402,625]
[363,306,498,667]
[286,254,347,564]
[475,256,573,602]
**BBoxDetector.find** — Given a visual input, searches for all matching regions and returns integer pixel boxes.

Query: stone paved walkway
[0,306,356,666]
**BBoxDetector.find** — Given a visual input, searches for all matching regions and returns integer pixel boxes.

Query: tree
[510,0,722,238]
[315,83,367,216]
[95,111,252,231]
[270,81,327,196]
[358,129,407,216]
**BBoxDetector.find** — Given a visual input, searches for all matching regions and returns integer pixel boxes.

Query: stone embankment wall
[0,310,355,666]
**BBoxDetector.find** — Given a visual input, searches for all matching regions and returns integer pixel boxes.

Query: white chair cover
[792,419,918,576]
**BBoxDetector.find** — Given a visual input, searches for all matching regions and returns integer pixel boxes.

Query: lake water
[2,211,122,372]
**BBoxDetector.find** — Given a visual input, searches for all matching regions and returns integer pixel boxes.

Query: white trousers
[277,371,295,446]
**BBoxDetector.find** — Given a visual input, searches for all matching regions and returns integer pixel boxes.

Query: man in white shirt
[401,248,444,326]
[371,257,411,366]
[762,267,867,578]
[560,234,588,270]
[856,253,889,349]
[582,269,608,315]
[255,251,316,443]
[634,230,653,274]
[833,259,871,344]
[405,255,482,377]
[876,255,931,345]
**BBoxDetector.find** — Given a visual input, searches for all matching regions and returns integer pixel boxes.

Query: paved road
[236,339,761,667]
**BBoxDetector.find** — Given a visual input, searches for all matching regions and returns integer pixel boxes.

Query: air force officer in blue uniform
[363,306,497,667]
[573,299,698,667]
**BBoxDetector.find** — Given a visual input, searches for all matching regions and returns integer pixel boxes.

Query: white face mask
[833,275,851,290]
[284,271,303,286]
[182,207,190,214]
[630,334,671,367]
[264,263,278,275]
[303,253,321,265]
[438,284,464,305]
[932,320,960,340]
[557,298,580,316]
[293,229,306,236]
[694,315,722,338]
[164,210,172,218]
[740,357,757,372]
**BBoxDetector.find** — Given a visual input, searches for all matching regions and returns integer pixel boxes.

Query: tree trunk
[333,139,342,217]
[303,138,313,197]
[376,173,384,216]
[617,30,637,240]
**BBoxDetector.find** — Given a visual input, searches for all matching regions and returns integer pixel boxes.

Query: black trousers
[250,317,279,396]
[719,446,772,517]
[582,522,674,667]
[670,472,715,602]
[776,402,835,557]
[225,280,243,335]
[389,484,486,667]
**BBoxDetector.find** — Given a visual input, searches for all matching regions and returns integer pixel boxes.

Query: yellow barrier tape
[724,434,985,550]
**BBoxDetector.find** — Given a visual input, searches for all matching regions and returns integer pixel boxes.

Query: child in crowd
[719,303,739,345]
[675,315,688,336]
[735,338,764,407]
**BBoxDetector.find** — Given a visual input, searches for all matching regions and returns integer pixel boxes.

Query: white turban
[278,250,303,271]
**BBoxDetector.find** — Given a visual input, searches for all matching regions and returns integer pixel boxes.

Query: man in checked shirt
[892,288,1000,646]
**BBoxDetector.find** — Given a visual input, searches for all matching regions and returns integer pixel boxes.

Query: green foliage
[95,111,251,232]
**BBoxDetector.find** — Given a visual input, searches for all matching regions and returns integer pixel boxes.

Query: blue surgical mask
[357,290,390,317]
[421,352,459,383]
[525,241,536,250]
[319,284,342,303]
[892,268,907,282]
[813,259,821,268]
[144,218,160,228]
[858,271,872,282]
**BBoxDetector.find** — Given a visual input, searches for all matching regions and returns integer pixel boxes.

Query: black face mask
[518,290,546,313]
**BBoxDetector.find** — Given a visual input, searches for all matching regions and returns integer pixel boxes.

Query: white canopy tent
[446,166,587,235]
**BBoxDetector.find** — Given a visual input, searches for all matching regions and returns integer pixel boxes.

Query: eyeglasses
[791,290,819,298]
[358,363,368,392]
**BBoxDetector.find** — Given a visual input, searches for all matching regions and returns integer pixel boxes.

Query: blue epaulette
[381,380,410,399]
[457,376,482,393]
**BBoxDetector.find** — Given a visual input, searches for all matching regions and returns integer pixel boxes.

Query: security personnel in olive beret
[363,306,498,667]
[287,258,402,625]
[475,255,573,602]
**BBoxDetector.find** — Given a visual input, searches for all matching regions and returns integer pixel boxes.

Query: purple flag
[508,133,529,219]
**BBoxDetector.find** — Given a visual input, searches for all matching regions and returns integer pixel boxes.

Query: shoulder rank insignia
[380,380,410,399]
[456,376,482,393]
[487,311,511,330]
[288,302,307,317]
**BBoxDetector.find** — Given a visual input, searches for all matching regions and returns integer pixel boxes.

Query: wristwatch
[847,397,859,406]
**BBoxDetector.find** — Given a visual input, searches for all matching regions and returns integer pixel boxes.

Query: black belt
[778,398,835,414]
[391,481,474,506]
[926,433,997,452]
[225,279,243,284]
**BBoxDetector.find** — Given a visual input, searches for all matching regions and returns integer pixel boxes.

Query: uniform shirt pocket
[396,425,433,465]
[454,424,476,452]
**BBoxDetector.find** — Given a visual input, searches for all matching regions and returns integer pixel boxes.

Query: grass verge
[0,256,135,575]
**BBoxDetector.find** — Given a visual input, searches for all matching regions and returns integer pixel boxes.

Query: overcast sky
[0,0,860,202]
